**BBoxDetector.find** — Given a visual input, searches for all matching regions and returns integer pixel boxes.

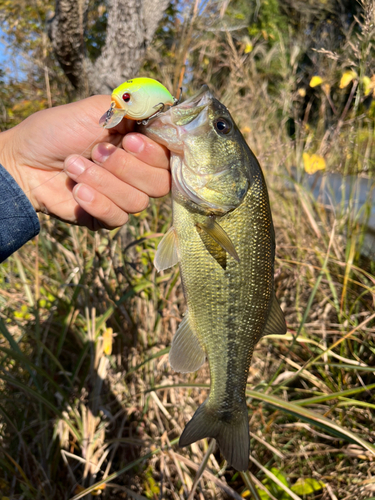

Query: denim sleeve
[0,164,40,263]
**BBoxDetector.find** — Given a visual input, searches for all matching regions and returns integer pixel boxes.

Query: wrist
[0,125,37,210]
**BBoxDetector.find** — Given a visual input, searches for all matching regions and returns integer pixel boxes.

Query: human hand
[0,96,170,230]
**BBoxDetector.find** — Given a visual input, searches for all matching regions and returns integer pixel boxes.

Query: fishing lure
[99,77,177,128]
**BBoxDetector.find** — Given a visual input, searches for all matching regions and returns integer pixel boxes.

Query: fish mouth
[142,87,215,153]
[164,86,215,146]
[176,85,214,110]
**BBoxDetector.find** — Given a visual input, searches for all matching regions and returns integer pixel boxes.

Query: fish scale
[143,85,286,471]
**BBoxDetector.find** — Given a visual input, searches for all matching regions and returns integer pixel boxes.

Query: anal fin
[169,311,205,373]
[262,292,287,337]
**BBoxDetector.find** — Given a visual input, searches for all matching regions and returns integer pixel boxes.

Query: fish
[142,85,286,471]
[99,77,177,128]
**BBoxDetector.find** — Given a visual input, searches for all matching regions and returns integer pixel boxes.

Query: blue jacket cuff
[0,164,40,262]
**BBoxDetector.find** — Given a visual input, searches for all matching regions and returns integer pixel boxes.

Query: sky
[0,28,27,82]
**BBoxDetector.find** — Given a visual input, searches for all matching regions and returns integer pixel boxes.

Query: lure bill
[99,77,177,128]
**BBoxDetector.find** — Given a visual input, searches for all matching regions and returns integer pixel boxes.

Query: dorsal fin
[154,227,179,272]
[196,217,240,264]
[262,292,287,337]
[169,311,206,373]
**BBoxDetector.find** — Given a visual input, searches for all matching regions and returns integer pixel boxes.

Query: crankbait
[99,77,177,128]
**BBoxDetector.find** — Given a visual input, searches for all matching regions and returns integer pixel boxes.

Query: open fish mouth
[142,86,215,153]
[175,85,214,109]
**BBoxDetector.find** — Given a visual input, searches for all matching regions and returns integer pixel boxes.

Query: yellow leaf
[339,70,357,89]
[303,153,326,174]
[362,76,371,95]
[91,484,106,495]
[244,41,253,54]
[75,484,106,496]
[362,75,375,96]
[309,76,323,87]
[103,327,113,355]
[241,126,251,135]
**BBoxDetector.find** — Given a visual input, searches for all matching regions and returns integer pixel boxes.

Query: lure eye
[214,118,232,135]
[122,93,131,102]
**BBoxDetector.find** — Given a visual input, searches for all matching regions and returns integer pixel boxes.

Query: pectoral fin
[262,292,287,337]
[154,227,179,272]
[169,311,206,373]
[196,225,227,269]
[196,217,240,264]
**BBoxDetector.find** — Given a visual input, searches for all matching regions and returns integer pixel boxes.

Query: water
[292,170,375,258]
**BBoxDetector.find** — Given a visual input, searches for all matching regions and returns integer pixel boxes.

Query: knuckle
[101,200,113,218]
[118,212,129,226]
[131,192,149,213]
[114,155,131,180]
[85,165,106,187]
[152,172,171,197]
[100,211,129,230]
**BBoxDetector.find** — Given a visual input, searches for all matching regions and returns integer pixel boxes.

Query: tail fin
[179,400,249,471]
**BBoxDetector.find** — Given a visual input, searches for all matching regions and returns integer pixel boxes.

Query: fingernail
[66,156,86,178]
[123,134,145,154]
[75,184,94,202]
[92,143,117,163]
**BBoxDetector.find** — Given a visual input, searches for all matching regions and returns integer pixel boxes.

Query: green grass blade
[246,389,375,455]
[0,346,70,397]
[1,374,80,441]
[294,382,375,405]
[0,317,41,390]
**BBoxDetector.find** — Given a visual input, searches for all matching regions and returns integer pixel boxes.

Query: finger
[93,146,171,197]
[92,133,170,170]
[65,155,152,213]
[66,150,170,200]
[73,183,130,229]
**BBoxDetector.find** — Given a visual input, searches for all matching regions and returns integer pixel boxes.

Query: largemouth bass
[143,86,286,471]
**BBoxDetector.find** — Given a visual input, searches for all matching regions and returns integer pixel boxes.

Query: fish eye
[214,118,231,135]
[122,93,131,102]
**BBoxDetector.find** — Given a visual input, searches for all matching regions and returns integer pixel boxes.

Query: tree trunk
[49,0,170,95]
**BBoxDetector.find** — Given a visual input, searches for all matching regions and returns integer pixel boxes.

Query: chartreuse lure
[99,77,177,128]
